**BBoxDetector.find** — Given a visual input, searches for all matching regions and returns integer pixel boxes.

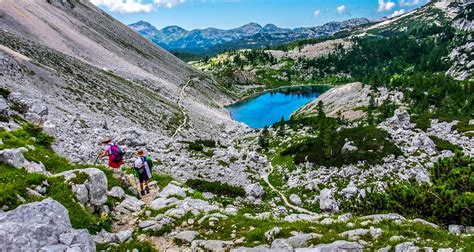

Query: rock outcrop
[56,168,108,212]
[0,198,95,251]
[294,82,403,121]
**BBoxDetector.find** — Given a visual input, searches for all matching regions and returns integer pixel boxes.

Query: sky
[90,0,428,30]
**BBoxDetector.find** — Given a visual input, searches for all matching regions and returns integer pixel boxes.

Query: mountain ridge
[129,18,372,55]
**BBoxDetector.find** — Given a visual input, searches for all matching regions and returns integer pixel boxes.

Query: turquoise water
[227,86,325,128]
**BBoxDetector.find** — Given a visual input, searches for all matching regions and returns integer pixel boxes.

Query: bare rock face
[294,82,402,121]
[0,198,95,251]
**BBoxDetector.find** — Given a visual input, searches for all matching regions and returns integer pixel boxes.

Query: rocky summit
[0,0,473,251]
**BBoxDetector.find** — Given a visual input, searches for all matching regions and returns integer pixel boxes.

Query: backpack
[141,156,153,171]
[109,144,125,163]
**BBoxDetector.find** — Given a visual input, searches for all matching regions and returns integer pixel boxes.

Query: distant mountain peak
[161,25,188,33]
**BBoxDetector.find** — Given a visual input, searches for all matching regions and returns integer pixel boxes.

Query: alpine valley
[0,0,472,252]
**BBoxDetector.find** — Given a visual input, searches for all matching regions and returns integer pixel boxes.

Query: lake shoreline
[224,83,333,108]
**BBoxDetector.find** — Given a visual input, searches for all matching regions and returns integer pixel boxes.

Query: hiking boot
[140,190,145,196]
[145,186,150,194]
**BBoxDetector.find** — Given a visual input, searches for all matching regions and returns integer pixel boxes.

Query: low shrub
[342,152,473,225]
[185,179,245,198]
[194,139,217,148]
[188,142,204,152]
[282,126,402,167]
[429,135,463,152]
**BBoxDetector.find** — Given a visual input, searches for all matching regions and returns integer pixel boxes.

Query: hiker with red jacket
[98,136,124,170]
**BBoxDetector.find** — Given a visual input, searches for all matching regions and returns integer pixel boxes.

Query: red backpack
[108,144,125,163]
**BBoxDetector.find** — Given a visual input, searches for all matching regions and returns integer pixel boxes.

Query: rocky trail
[263,159,317,216]
[170,78,196,140]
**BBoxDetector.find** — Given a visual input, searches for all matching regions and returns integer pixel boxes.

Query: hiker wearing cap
[133,149,152,196]
[98,136,125,170]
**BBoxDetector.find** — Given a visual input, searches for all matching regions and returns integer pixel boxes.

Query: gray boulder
[296,240,363,252]
[245,183,264,198]
[57,168,108,210]
[394,242,418,252]
[0,97,10,115]
[289,194,302,206]
[387,109,412,130]
[192,240,234,251]
[107,186,125,199]
[116,229,133,243]
[0,148,47,173]
[116,195,145,214]
[271,239,293,251]
[319,189,339,212]
[0,198,95,251]
[342,141,358,153]
[174,230,199,244]
[158,184,186,199]
[231,245,271,252]
[0,148,28,168]
[412,132,436,153]
[448,224,464,234]
[287,233,322,248]
[264,227,281,241]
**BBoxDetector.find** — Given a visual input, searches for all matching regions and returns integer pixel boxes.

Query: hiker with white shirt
[132,149,152,196]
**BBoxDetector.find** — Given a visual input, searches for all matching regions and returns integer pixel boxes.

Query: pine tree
[317,101,326,120]
[277,117,285,137]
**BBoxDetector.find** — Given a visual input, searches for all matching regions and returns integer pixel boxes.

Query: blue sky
[91,0,427,30]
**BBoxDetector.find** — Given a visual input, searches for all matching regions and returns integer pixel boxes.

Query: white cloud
[336,5,346,14]
[154,0,185,8]
[90,0,154,13]
[390,8,406,17]
[91,0,186,13]
[399,0,421,6]
[377,0,396,12]
[313,10,321,17]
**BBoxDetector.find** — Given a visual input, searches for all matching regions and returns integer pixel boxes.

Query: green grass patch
[185,179,245,198]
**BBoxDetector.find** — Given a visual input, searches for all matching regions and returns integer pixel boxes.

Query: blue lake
[227,86,328,128]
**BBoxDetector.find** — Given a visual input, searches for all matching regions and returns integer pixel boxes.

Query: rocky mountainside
[129,18,371,55]
[0,0,238,164]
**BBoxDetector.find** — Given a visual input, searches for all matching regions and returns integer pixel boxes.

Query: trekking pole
[94,155,100,166]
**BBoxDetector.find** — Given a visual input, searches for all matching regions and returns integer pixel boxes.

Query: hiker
[133,149,152,196]
[98,136,124,170]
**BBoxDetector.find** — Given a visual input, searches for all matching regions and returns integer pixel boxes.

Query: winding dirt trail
[263,160,318,215]
[170,78,195,140]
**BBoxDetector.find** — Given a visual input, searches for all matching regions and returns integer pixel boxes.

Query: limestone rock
[0,97,10,115]
[448,224,464,234]
[107,186,125,199]
[116,229,133,243]
[319,189,339,212]
[296,240,363,252]
[394,242,418,252]
[289,194,302,206]
[174,231,198,244]
[342,141,358,153]
[271,239,293,251]
[0,198,95,251]
[245,183,264,198]
[116,195,145,214]
[57,168,108,209]
[192,240,233,251]
[158,184,186,199]
[264,227,281,241]
[287,233,322,248]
